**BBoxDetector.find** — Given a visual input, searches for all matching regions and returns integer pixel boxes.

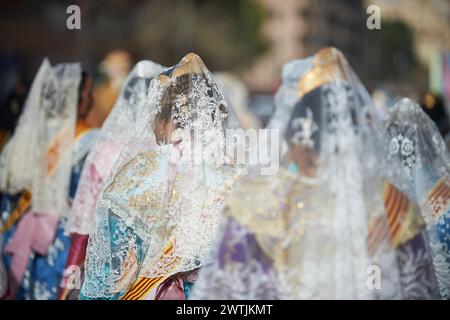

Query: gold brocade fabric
[105,150,162,226]
[106,151,159,194]
[225,169,322,272]
[226,172,426,274]
[226,170,297,238]
[298,47,349,98]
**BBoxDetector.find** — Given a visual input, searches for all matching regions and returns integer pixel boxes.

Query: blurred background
[0,0,449,143]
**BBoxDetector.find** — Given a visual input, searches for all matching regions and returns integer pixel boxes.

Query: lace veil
[66,60,165,235]
[214,72,261,130]
[0,59,81,217]
[383,98,450,299]
[81,53,242,299]
[190,48,438,299]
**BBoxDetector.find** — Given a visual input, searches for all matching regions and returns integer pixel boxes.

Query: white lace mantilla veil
[81,53,243,299]
[190,47,439,300]
[66,60,165,235]
[0,59,81,217]
[267,57,314,158]
[214,72,261,130]
[383,97,450,299]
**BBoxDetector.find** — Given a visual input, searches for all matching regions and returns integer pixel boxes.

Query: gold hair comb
[298,47,349,97]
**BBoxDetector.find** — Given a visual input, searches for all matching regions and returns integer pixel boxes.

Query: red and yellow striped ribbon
[368,183,411,253]
[0,190,32,233]
[427,178,450,220]
[120,243,176,300]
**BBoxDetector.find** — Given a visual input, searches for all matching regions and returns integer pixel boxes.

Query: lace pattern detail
[67,60,164,235]
[191,48,439,300]
[82,53,243,299]
[383,98,450,299]
[0,59,81,217]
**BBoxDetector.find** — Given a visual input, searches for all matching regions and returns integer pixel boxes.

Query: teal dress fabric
[80,146,172,300]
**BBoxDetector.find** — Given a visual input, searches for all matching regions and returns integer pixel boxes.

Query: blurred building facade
[243,0,366,93]
[1,0,448,97]
[365,0,450,70]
